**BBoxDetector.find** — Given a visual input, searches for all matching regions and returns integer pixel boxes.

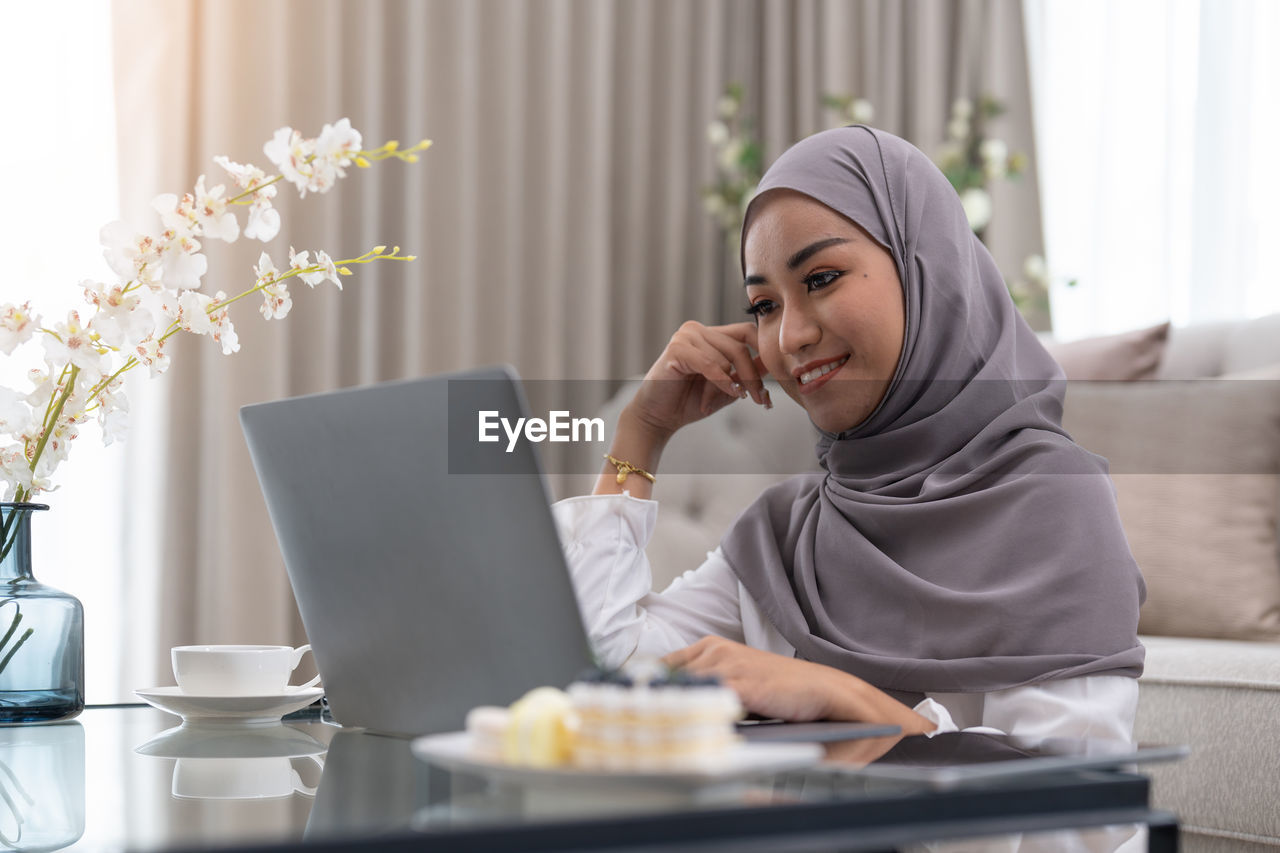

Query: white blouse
[551,492,1139,741]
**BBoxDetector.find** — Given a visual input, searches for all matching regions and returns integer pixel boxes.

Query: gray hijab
[721,126,1145,696]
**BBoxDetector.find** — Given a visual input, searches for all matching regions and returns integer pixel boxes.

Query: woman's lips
[794,354,850,395]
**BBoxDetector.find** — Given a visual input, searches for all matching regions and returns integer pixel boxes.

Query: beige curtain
[111,0,1039,695]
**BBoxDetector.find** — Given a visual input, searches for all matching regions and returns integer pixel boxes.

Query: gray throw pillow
[1046,321,1170,381]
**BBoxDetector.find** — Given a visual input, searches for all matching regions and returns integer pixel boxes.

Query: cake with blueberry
[464,665,743,771]
[568,666,744,771]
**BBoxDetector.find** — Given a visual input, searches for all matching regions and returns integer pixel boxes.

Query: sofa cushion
[1063,365,1280,640]
[1158,313,1280,379]
[1140,634,1280,685]
[1046,321,1170,380]
[1223,313,1280,375]
[1136,636,1280,845]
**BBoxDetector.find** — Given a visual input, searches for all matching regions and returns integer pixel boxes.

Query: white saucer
[135,722,329,759]
[135,686,325,725]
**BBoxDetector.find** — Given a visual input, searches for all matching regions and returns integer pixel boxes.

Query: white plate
[411,731,823,789]
[135,686,325,725]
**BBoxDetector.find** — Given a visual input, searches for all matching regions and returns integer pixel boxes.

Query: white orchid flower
[42,311,105,376]
[264,127,317,195]
[0,389,30,436]
[311,251,342,289]
[193,176,240,243]
[245,200,281,241]
[0,302,38,356]
[133,337,170,378]
[979,138,1008,166]
[99,221,163,287]
[315,118,362,175]
[849,99,874,124]
[960,187,993,233]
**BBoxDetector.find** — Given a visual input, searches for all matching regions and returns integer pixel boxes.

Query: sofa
[576,313,1280,851]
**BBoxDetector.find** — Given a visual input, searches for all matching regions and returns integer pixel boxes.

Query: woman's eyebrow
[744,236,852,287]
[787,237,850,270]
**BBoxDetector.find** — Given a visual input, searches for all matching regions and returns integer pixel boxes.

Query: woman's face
[743,190,906,434]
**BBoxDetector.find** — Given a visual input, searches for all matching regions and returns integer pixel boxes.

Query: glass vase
[0,504,84,724]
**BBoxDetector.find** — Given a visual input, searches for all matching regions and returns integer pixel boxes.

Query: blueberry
[573,666,634,687]
[652,668,722,688]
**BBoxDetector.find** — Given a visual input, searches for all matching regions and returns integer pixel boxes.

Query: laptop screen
[240,367,594,737]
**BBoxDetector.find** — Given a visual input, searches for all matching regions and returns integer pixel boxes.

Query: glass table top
[0,704,1173,852]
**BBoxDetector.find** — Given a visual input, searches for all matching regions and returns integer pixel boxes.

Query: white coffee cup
[172,756,321,800]
[171,644,321,697]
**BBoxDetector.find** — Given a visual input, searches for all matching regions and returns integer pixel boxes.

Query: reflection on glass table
[36,706,1182,851]
[409,727,823,816]
[810,731,1188,789]
[0,722,84,852]
[135,723,327,801]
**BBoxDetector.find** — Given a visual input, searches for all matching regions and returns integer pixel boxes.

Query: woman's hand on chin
[625,321,771,442]
[594,321,769,497]
[661,636,937,735]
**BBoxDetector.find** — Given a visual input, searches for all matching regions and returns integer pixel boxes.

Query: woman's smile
[793,353,850,393]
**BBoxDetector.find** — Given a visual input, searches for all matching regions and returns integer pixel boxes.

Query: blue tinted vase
[0,504,83,724]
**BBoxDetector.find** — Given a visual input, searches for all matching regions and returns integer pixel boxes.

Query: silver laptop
[239,366,594,737]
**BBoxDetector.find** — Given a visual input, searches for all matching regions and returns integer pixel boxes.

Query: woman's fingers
[711,324,768,407]
[661,646,693,670]
[702,325,767,404]
[717,321,761,351]
[662,637,835,722]
[664,325,738,398]
[699,380,722,416]
[719,323,770,383]
[632,320,773,439]
[660,635,719,670]
[676,323,771,408]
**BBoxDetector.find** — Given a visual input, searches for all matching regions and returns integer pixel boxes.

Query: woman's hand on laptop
[662,636,937,736]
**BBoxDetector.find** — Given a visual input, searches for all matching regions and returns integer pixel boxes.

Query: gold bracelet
[603,453,656,486]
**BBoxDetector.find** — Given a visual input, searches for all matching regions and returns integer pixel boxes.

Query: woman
[553,126,1145,739]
